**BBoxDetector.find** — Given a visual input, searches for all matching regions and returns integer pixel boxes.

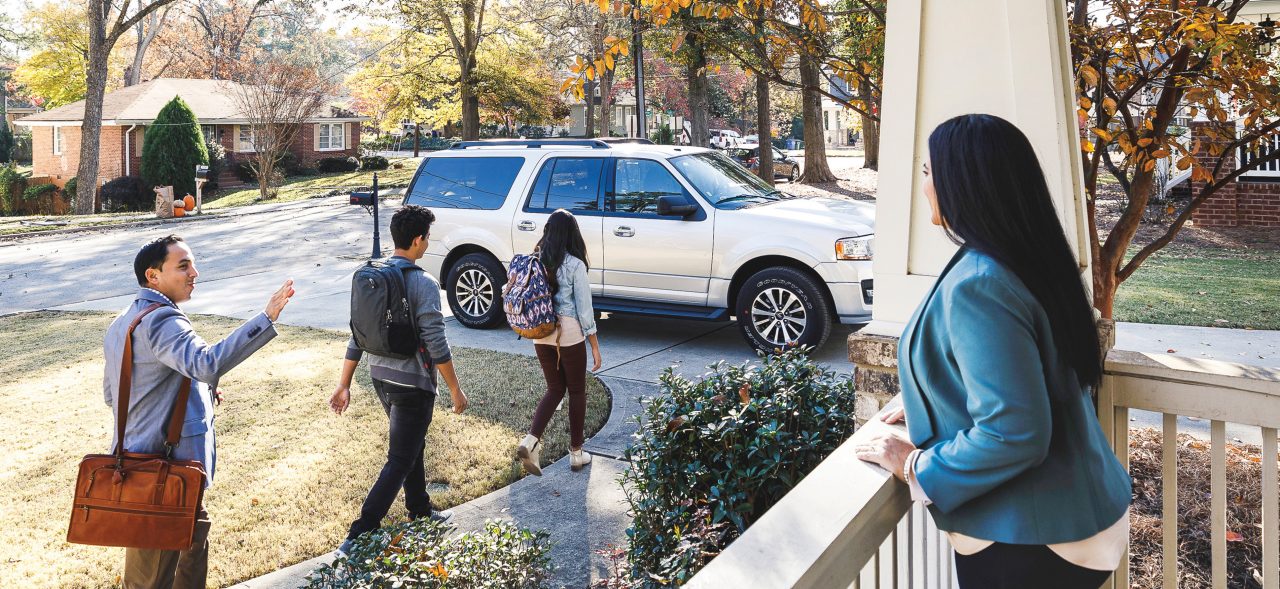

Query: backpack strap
[115,303,194,459]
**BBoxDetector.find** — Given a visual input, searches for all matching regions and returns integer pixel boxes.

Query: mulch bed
[1129,427,1274,588]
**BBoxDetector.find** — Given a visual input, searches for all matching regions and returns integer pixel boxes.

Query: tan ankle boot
[517,434,542,476]
[570,448,592,471]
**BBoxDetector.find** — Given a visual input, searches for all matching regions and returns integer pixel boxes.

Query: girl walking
[517,209,603,475]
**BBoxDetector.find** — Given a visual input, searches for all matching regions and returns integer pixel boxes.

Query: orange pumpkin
[173,207,186,217]
[183,195,195,209]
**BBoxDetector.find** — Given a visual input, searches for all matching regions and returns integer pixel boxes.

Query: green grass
[205,157,422,210]
[1114,249,1280,329]
[0,311,607,588]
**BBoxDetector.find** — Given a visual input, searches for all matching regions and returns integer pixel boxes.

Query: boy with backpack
[328,205,469,556]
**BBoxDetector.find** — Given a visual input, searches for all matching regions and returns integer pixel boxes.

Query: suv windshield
[670,151,782,208]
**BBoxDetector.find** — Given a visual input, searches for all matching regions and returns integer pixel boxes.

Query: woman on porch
[856,114,1132,589]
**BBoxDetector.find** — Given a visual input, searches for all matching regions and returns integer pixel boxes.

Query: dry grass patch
[0,311,607,588]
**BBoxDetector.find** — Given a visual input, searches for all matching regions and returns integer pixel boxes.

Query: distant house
[568,91,639,138]
[14,78,367,188]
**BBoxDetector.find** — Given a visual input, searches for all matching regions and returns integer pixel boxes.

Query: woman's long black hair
[537,209,590,294]
[928,114,1102,392]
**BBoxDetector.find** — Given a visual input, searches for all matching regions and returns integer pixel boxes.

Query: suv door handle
[613,226,634,237]
[518,220,536,232]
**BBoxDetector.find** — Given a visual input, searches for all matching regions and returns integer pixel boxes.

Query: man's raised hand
[265,279,295,322]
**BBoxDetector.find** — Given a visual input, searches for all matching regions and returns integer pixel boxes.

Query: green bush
[361,155,389,171]
[141,97,209,199]
[0,163,26,215]
[100,176,151,212]
[621,349,860,587]
[22,182,56,201]
[204,140,225,190]
[303,519,553,589]
[651,124,674,145]
[317,156,360,173]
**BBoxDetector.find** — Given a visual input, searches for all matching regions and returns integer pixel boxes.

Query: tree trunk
[585,80,596,138]
[858,79,879,170]
[755,73,773,186]
[599,69,614,138]
[460,60,480,140]
[413,123,421,157]
[75,11,112,215]
[799,54,837,183]
[687,36,709,148]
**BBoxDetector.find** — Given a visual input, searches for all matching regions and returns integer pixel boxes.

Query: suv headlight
[835,236,874,261]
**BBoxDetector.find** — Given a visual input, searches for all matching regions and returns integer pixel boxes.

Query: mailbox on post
[350,191,373,206]
[195,165,209,180]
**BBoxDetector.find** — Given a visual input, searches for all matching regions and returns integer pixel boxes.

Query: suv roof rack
[449,139,611,149]
[599,137,655,145]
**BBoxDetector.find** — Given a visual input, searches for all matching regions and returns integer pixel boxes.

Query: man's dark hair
[390,205,436,249]
[134,235,185,286]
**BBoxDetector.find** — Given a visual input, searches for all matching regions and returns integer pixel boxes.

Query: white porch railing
[1238,133,1280,180]
[686,351,1280,589]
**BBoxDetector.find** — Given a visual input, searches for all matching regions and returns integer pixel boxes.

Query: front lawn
[205,156,423,209]
[0,311,607,588]
[1113,248,1280,330]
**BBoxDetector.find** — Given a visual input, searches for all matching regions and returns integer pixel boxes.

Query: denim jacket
[551,254,597,337]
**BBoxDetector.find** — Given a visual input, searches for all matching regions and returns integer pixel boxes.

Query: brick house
[1170,121,1280,228]
[13,78,366,188]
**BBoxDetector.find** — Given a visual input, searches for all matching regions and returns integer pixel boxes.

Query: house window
[238,126,257,152]
[53,126,63,155]
[201,125,217,145]
[318,123,345,150]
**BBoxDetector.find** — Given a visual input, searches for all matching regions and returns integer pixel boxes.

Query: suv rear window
[405,157,524,210]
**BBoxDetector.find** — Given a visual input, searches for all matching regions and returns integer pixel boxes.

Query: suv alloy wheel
[446,253,507,328]
[736,267,833,354]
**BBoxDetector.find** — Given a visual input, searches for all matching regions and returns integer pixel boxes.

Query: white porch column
[850,0,1092,418]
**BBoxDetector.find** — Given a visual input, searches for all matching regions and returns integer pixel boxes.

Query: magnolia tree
[1070,0,1280,316]
[229,60,332,200]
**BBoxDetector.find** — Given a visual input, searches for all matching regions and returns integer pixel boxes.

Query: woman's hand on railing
[880,406,905,425]
[854,425,916,483]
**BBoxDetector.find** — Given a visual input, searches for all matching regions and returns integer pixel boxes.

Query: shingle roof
[16,78,365,124]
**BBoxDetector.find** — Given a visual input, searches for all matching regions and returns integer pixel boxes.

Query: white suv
[709,129,741,149]
[403,139,874,353]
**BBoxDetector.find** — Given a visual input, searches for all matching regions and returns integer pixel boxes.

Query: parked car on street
[726,143,801,182]
[709,129,742,149]
[401,139,874,353]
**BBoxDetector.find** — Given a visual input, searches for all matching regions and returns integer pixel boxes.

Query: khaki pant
[122,508,211,589]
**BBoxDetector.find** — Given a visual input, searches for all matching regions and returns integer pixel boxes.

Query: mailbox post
[349,172,382,259]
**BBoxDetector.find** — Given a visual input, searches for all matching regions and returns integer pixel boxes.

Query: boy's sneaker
[429,509,454,523]
[335,539,355,558]
[517,434,542,476]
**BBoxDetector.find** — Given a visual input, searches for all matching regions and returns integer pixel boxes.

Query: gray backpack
[350,260,420,359]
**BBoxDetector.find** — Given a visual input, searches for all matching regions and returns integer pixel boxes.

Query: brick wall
[1187,121,1280,227]
[30,125,126,189]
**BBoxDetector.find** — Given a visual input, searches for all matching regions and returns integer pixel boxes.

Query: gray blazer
[103,289,277,486]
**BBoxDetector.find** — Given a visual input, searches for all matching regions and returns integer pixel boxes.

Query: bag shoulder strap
[115,302,194,457]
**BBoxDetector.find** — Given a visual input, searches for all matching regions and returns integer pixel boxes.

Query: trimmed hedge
[619,349,860,586]
[22,183,57,201]
[317,156,360,173]
[100,176,152,212]
[360,155,389,171]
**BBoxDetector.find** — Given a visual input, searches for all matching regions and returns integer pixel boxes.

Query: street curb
[0,191,405,244]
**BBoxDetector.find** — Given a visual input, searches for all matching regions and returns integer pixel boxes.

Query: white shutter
[313,124,321,151]
[340,123,348,149]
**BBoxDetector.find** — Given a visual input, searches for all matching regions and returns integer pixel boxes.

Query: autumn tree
[229,60,332,201]
[11,1,117,108]
[1069,0,1280,316]
[74,0,183,214]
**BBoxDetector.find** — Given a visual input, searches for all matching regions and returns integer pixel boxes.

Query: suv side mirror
[657,195,697,217]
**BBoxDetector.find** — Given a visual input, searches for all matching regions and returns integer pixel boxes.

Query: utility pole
[371,172,382,259]
[632,3,647,138]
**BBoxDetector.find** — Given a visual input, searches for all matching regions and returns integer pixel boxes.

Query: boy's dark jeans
[347,380,436,540]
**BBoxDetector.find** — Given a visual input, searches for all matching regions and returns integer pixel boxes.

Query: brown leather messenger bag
[67,303,207,551]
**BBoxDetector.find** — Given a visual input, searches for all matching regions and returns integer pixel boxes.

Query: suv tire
[736,267,832,354]
[788,165,799,182]
[446,253,507,328]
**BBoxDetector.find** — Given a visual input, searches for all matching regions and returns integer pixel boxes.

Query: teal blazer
[899,247,1131,545]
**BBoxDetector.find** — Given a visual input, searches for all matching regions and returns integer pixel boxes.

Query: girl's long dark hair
[928,114,1102,392]
[537,209,590,294]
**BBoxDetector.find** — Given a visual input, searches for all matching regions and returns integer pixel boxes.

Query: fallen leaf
[250,497,259,506]
[1167,348,1177,353]
[666,416,686,432]
[738,383,751,404]
[1226,530,1244,542]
